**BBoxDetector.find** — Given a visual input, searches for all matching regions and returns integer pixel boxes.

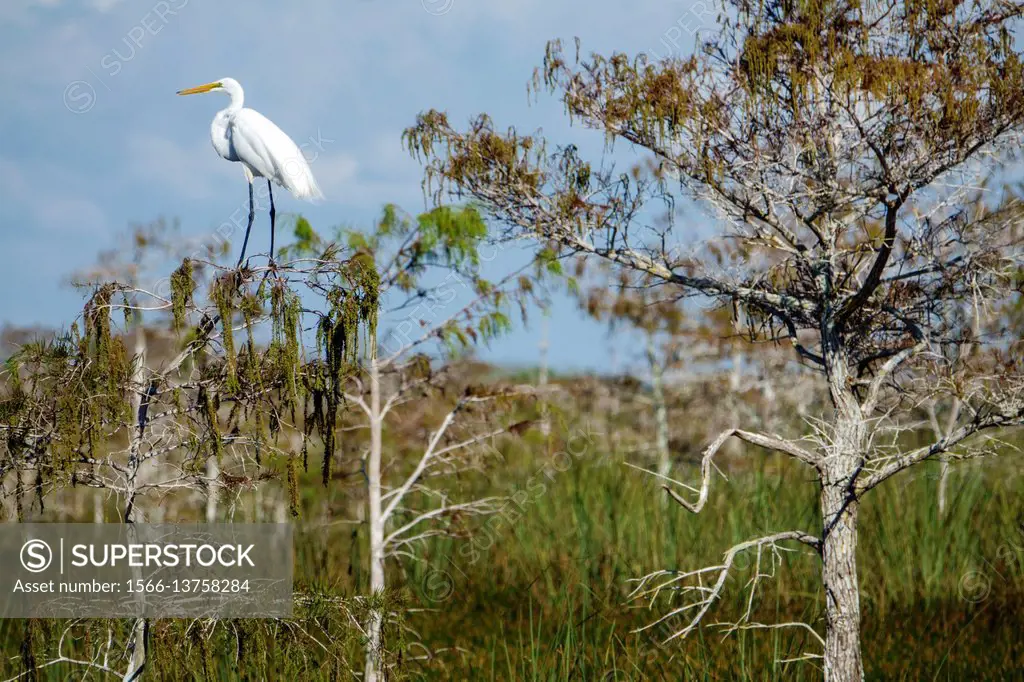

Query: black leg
[268,180,276,265]
[237,182,255,268]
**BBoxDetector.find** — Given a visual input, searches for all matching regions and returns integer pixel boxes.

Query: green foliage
[293,215,318,252]
[478,311,512,341]
[373,202,489,292]
[415,204,488,267]
[277,214,327,260]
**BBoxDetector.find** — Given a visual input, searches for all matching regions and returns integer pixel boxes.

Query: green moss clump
[170,258,195,333]
[199,386,223,464]
[212,275,239,395]
[312,254,380,485]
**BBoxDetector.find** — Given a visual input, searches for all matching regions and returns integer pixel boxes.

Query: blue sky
[0,0,709,372]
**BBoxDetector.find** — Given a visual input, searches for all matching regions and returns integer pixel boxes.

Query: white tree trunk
[122,617,148,682]
[364,356,386,682]
[2,472,18,521]
[820,467,863,682]
[19,469,33,520]
[937,398,961,518]
[205,457,219,523]
[936,308,979,516]
[607,344,619,452]
[646,335,671,477]
[729,347,742,393]
[538,311,550,437]
[122,322,148,681]
[820,326,865,682]
[123,494,147,681]
[937,458,950,516]
[926,399,959,518]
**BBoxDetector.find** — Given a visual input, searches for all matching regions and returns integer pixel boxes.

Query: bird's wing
[228,108,323,200]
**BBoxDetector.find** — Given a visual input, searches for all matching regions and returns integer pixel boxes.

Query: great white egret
[177,77,323,267]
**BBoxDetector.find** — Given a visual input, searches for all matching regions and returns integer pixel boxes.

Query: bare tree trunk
[937,398,962,518]
[927,397,962,518]
[607,344,618,453]
[729,347,742,393]
[646,334,671,477]
[274,496,287,523]
[122,323,148,682]
[937,459,950,516]
[935,308,978,516]
[2,473,17,521]
[820,326,865,682]
[538,311,550,438]
[205,457,219,523]
[724,318,746,458]
[19,469,33,520]
[123,493,148,681]
[252,485,264,522]
[820,467,863,682]
[364,355,385,682]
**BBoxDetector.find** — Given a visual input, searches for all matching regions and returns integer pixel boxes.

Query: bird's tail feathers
[295,178,324,202]
[282,168,324,202]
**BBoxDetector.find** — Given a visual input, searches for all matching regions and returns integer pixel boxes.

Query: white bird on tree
[177,77,323,267]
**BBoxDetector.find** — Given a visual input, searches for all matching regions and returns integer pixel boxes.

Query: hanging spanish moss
[170,258,195,333]
[287,451,300,517]
[312,254,380,485]
[212,274,240,395]
[240,288,264,390]
[271,284,303,412]
[83,284,132,423]
[198,385,223,464]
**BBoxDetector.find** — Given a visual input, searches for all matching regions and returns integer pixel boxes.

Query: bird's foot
[232,258,253,289]
[268,257,285,282]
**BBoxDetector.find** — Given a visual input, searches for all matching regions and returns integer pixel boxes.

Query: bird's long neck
[221,82,244,112]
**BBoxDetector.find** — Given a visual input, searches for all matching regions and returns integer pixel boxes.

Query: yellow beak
[176,81,221,95]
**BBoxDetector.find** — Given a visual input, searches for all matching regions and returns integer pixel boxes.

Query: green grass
[3,444,1023,680]
[395,450,1024,680]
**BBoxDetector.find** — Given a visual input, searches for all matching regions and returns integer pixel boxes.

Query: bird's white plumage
[222,108,323,200]
[183,77,323,200]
